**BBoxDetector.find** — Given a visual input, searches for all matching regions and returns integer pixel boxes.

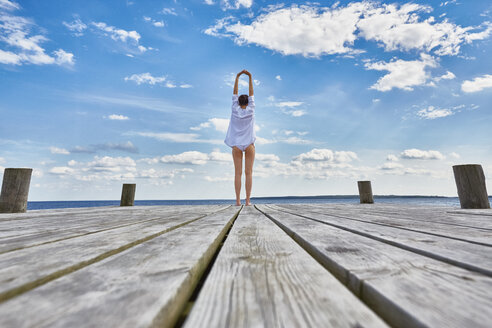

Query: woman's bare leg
[232,147,243,206]
[244,144,255,206]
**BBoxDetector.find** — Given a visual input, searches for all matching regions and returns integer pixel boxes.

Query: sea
[25,195,492,210]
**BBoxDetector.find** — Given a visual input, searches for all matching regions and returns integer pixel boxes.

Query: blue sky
[0,0,491,200]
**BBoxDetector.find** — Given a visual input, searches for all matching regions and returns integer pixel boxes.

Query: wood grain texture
[0,206,240,328]
[272,204,492,276]
[0,205,223,253]
[0,206,227,296]
[283,204,492,245]
[184,206,388,328]
[257,204,492,328]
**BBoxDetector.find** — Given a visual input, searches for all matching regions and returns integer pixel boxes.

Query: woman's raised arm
[244,70,254,96]
[233,71,242,95]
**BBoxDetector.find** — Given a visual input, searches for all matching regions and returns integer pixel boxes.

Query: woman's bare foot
[245,199,252,206]
[236,200,241,206]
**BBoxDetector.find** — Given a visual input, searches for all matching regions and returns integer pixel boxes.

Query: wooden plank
[0,206,240,328]
[184,206,387,328]
[256,205,492,328]
[272,204,492,276]
[281,203,492,231]
[0,205,223,253]
[284,204,492,245]
[0,206,227,296]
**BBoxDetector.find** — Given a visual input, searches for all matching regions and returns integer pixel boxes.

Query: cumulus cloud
[161,8,178,16]
[50,146,70,155]
[380,162,404,170]
[293,149,358,163]
[160,151,209,165]
[274,101,306,117]
[91,22,140,43]
[386,154,399,161]
[222,0,253,10]
[205,2,492,58]
[416,106,453,119]
[416,104,468,119]
[275,75,282,80]
[433,71,456,82]
[63,18,87,36]
[400,149,445,160]
[190,118,230,133]
[461,74,492,93]
[132,131,222,144]
[106,114,129,120]
[124,72,190,88]
[0,6,75,66]
[365,54,437,91]
[224,72,260,88]
[143,16,164,27]
[70,141,138,154]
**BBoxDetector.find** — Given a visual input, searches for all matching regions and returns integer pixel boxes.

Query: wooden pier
[0,203,491,327]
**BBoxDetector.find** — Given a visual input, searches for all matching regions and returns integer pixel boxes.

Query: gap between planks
[0,206,231,304]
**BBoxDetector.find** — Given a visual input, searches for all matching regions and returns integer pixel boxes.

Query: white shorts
[233,143,254,151]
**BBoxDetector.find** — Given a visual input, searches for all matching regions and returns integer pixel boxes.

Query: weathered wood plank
[0,206,240,328]
[281,203,492,231]
[0,205,223,253]
[283,204,492,245]
[0,206,227,296]
[184,206,387,328]
[256,205,492,328]
[272,204,492,276]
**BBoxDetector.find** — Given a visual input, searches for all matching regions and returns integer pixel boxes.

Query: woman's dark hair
[238,94,249,107]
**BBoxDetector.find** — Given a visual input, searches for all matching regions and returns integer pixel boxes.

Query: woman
[224,70,256,206]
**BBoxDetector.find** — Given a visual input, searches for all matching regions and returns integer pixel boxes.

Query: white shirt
[224,95,256,148]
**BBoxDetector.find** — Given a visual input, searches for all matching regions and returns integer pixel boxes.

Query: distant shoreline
[23,195,492,210]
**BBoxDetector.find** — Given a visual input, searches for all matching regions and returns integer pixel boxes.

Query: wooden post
[120,183,136,206]
[0,168,33,213]
[453,164,490,209]
[358,181,374,204]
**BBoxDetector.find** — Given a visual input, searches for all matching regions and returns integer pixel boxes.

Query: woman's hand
[243,70,252,77]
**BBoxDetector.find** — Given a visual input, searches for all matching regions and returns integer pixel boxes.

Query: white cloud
[365,54,437,91]
[433,71,456,82]
[461,74,492,93]
[416,106,453,119]
[0,156,5,164]
[160,151,209,165]
[256,153,280,162]
[380,162,404,170]
[275,75,282,80]
[107,114,129,120]
[87,156,136,172]
[204,0,215,5]
[0,0,19,11]
[161,8,178,16]
[144,16,165,27]
[63,18,87,36]
[190,117,235,133]
[386,154,399,162]
[124,72,166,85]
[222,0,253,10]
[124,72,190,88]
[205,2,492,58]
[400,149,445,160]
[49,166,75,175]
[133,132,222,144]
[224,72,260,88]
[449,152,460,159]
[275,101,304,108]
[294,149,358,163]
[91,22,140,43]
[0,9,75,66]
[50,146,70,155]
